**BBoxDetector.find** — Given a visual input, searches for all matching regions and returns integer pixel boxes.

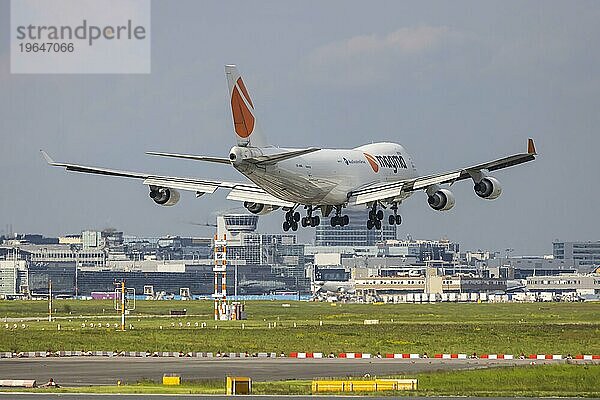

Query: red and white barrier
[480,354,514,359]
[384,353,420,359]
[338,353,371,359]
[4,350,599,361]
[575,355,600,360]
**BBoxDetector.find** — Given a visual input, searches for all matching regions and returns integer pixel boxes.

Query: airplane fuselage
[235,142,419,206]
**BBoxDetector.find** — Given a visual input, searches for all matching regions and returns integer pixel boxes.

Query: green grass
[3,364,599,397]
[0,300,599,354]
[416,364,600,397]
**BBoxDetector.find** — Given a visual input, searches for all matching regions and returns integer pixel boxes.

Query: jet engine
[149,186,180,206]
[243,201,279,215]
[474,177,502,200]
[428,189,455,211]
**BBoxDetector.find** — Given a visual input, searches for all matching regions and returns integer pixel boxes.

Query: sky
[1,0,599,255]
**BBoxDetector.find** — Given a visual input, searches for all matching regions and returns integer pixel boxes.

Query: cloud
[311,26,451,61]
[304,26,471,86]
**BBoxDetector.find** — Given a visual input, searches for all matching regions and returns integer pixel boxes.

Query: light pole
[48,279,52,322]
[76,249,79,298]
[71,245,80,298]
[505,248,514,278]
[234,255,239,301]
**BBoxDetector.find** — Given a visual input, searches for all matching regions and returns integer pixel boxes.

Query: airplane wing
[348,138,537,205]
[41,151,293,208]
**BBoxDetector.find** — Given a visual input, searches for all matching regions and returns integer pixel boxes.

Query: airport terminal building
[2,221,599,302]
[0,215,309,297]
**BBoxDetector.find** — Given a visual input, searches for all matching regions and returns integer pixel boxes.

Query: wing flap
[143,177,220,194]
[349,182,405,205]
[227,187,294,207]
[412,171,461,190]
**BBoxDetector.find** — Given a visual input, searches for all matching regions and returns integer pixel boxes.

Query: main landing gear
[367,202,402,230]
[366,203,383,230]
[330,206,349,227]
[282,209,300,232]
[283,206,322,231]
[301,206,321,228]
[388,202,402,225]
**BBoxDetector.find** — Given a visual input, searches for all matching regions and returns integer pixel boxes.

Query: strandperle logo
[11,0,151,74]
[15,19,147,46]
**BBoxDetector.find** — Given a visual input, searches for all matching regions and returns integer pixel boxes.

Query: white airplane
[42,65,537,232]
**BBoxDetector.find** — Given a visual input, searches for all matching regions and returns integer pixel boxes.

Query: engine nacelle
[428,189,455,211]
[243,201,279,215]
[474,177,502,200]
[149,186,180,206]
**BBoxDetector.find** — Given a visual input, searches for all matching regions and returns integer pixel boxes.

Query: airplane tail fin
[225,65,268,147]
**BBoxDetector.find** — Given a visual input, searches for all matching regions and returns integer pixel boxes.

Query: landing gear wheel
[285,211,293,222]
[376,210,384,220]
[395,215,402,225]
[342,215,349,226]
[291,221,298,231]
[367,220,374,230]
[369,210,375,220]
[389,215,395,225]
[301,217,309,227]
[311,216,320,227]
[283,221,290,231]
[375,219,382,230]
[293,212,300,222]
[330,216,338,227]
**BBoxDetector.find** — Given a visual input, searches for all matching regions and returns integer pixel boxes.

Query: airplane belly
[242,167,333,204]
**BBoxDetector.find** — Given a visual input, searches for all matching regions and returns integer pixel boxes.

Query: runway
[0,395,592,400]
[0,357,551,386]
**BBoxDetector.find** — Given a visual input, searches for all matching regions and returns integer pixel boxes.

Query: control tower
[216,214,258,246]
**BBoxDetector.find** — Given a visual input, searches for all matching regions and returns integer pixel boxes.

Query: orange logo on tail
[231,78,255,138]
[363,153,379,173]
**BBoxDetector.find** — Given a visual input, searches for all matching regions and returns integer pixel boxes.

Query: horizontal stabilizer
[146,152,231,164]
[248,147,320,165]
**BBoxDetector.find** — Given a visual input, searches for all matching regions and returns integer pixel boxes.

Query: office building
[0,259,28,297]
[553,241,600,271]
[526,273,600,296]
[315,207,396,246]
[487,257,582,279]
